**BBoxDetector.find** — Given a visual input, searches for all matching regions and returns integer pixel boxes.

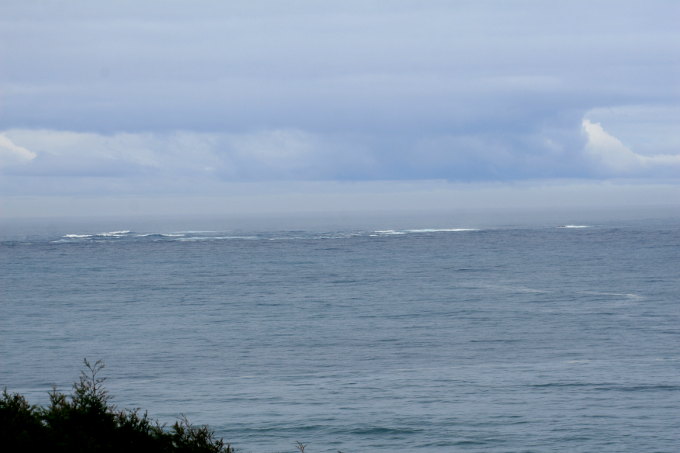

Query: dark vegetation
[0,360,233,453]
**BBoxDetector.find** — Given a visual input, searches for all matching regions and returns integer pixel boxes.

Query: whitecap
[96,230,131,236]
[313,234,359,240]
[177,235,258,241]
[373,228,478,236]
[405,228,479,233]
[136,233,185,238]
[374,230,406,235]
[62,234,92,238]
[558,225,590,229]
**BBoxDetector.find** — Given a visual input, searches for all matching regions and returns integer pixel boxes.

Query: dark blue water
[1,219,679,452]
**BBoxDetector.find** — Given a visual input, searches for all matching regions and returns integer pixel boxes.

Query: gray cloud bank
[1,117,678,191]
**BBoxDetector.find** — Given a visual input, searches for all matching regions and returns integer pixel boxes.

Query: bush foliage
[0,360,232,453]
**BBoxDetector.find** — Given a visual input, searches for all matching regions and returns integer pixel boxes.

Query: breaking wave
[53,227,480,243]
[371,228,479,236]
[404,228,479,233]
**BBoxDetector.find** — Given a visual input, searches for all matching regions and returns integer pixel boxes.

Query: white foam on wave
[135,233,185,237]
[405,228,479,233]
[96,230,131,236]
[178,235,258,241]
[313,233,362,240]
[374,230,406,235]
[558,225,590,229]
[61,230,131,240]
[373,228,478,236]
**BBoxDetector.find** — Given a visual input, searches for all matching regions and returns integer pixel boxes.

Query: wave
[61,230,132,240]
[405,228,479,233]
[135,233,185,238]
[97,230,131,236]
[558,225,590,229]
[177,235,259,242]
[348,425,424,435]
[373,230,407,235]
[54,227,480,243]
[372,228,479,236]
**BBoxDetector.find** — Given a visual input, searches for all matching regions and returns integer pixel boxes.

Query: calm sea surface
[1,216,679,452]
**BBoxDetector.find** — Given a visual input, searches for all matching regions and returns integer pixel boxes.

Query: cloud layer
[1,119,677,197]
[583,120,680,176]
[0,135,36,168]
[0,0,678,214]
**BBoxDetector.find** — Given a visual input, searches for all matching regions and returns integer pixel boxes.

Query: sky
[1,0,679,218]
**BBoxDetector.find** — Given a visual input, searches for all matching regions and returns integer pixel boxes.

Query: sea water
[1,214,679,452]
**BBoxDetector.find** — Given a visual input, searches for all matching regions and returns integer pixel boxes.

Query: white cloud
[582,119,680,174]
[585,105,680,156]
[582,119,643,172]
[0,129,229,176]
[0,134,36,167]
[0,128,349,181]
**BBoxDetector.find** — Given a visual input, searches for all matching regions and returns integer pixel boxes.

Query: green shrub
[0,359,232,453]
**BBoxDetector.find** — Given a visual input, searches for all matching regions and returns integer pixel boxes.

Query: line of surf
[55,228,481,243]
[372,228,480,236]
[61,230,132,239]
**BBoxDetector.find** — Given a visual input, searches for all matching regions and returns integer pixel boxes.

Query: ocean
[1,213,679,452]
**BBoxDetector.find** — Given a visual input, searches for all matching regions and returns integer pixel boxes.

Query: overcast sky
[1,1,678,218]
